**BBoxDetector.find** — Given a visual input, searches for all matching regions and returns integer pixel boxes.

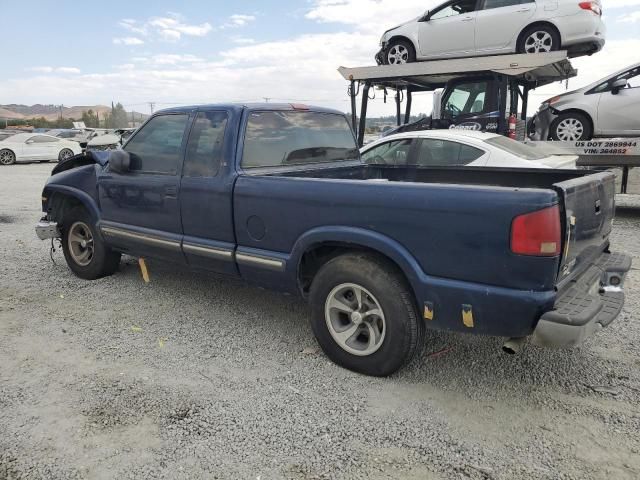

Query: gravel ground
[1,163,639,480]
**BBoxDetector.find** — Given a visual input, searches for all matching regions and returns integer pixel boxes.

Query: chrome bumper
[35,216,60,240]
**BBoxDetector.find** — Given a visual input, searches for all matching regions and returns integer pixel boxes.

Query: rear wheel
[517,25,560,54]
[386,40,416,65]
[309,253,424,376]
[61,207,120,280]
[58,148,74,162]
[550,112,592,141]
[0,149,16,165]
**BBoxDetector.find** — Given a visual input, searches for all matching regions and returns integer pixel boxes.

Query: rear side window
[483,0,531,10]
[183,111,228,177]
[415,139,484,166]
[125,114,189,174]
[242,111,358,169]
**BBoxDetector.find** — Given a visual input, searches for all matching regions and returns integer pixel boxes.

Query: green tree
[81,109,99,128]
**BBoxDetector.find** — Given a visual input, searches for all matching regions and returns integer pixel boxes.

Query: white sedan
[0,133,82,165]
[360,130,577,169]
[377,0,605,64]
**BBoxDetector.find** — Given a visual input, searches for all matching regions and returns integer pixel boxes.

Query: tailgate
[554,171,616,286]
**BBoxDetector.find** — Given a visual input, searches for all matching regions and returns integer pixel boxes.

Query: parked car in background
[531,62,640,141]
[47,128,90,143]
[361,130,577,168]
[0,133,82,165]
[376,0,605,65]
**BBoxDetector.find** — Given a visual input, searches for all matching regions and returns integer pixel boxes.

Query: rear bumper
[531,251,631,348]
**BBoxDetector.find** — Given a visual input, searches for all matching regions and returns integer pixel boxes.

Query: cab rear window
[242,111,358,169]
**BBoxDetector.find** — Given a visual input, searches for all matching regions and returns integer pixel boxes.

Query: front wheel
[0,149,16,165]
[385,40,416,65]
[309,253,424,376]
[549,112,592,141]
[517,25,560,54]
[61,207,121,280]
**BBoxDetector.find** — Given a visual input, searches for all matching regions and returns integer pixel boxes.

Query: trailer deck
[339,51,577,146]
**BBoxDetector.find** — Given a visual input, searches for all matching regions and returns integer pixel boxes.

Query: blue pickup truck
[36,103,631,376]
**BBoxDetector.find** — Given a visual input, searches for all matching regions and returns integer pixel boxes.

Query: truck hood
[51,150,111,175]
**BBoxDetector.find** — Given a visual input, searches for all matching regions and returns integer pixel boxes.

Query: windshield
[442,81,488,118]
[484,136,546,161]
[242,111,358,168]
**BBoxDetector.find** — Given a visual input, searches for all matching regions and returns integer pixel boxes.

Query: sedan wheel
[385,40,416,65]
[555,118,584,141]
[58,148,74,162]
[550,112,592,141]
[0,149,16,165]
[524,31,554,53]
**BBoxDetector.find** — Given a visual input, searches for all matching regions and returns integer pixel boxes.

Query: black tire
[61,207,120,280]
[309,253,424,376]
[517,24,560,54]
[58,148,74,162]
[385,39,416,65]
[549,111,593,141]
[0,148,16,165]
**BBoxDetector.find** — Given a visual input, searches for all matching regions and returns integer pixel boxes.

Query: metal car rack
[339,51,577,147]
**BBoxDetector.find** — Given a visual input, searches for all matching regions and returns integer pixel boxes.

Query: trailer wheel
[385,40,416,65]
[309,253,423,376]
[550,112,592,141]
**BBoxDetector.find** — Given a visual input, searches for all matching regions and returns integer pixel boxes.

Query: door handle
[517,7,531,12]
[165,186,178,197]
[461,16,474,21]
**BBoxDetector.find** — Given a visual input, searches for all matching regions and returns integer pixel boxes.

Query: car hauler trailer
[339,51,576,147]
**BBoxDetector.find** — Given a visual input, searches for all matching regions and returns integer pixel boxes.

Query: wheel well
[387,36,416,54]
[298,243,414,300]
[551,109,594,134]
[48,193,84,225]
[518,21,562,48]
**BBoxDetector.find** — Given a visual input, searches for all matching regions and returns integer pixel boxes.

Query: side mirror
[108,150,131,174]
[26,139,34,144]
[611,78,627,95]
[419,10,430,21]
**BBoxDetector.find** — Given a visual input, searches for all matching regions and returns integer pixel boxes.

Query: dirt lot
[1,163,639,480]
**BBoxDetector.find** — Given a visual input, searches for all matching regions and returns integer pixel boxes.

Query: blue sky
[2,0,640,116]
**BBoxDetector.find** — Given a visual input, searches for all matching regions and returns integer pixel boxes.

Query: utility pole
[148,102,155,114]
[263,97,271,103]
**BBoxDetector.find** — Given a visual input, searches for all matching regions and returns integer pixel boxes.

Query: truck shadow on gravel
[105,256,637,401]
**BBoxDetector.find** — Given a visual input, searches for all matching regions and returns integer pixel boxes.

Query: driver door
[418,0,479,58]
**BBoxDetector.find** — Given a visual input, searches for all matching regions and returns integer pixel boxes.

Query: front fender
[289,225,426,296]
[44,184,101,224]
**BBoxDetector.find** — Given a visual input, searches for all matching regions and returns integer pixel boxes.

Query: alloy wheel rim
[324,283,386,356]
[556,118,584,141]
[0,150,15,165]
[60,149,73,160]
[524,31,553,53]
[68,221,94,266]
[388,45,409,65]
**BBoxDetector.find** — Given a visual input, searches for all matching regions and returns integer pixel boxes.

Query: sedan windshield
[484,136,546,161]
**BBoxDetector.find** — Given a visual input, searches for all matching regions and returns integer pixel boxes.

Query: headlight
[540,96,561,111]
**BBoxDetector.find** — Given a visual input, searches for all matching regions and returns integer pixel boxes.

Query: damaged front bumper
[531,251,632,348]
[530,107,558,141]
[35,214,60,240]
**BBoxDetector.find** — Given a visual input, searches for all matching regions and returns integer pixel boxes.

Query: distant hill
[0,104,146,122]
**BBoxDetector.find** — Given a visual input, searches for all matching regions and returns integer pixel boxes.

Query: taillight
[579,1,602,15]
[511,205,561,257]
